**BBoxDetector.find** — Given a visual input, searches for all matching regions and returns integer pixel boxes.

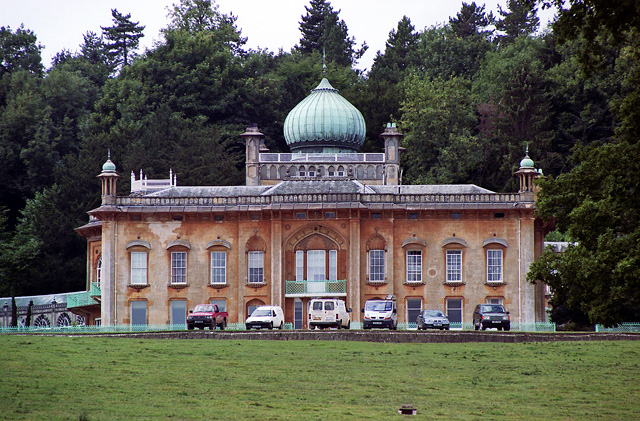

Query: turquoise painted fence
[595,323,640,333]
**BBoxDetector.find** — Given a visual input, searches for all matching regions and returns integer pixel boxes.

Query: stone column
[100,219,116,325]
[519,214,537,324]
[349,211,361,315]
[271,219,283,307]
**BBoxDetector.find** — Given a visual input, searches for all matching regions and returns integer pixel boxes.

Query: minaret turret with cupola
[515,145,540,194]
[97,151,120,204]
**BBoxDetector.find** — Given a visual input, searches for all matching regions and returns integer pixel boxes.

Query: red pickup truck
[187,304,229,330]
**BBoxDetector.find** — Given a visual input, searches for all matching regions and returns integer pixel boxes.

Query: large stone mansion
[71,77,550,328]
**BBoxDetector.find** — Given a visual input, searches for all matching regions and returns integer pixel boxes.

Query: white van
[245,305,285,330]
[362,295,397,330]
[308,299,351,329]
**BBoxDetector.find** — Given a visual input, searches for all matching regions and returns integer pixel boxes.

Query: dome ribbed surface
[520,155,535,168]
[284,78,365,152]
[102,158,116,172]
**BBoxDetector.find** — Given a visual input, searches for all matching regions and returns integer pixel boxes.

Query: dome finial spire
[322,48,327,78]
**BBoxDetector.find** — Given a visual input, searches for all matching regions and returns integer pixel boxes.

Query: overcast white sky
[4,0,556,72]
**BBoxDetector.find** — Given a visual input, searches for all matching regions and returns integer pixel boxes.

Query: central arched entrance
[283,225,348,328]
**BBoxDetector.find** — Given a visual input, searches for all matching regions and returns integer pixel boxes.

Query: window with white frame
[171,251,187,284]
[446,250,462,283]
[406,250,422,283]
[130,252,147,285]
[248,251,264,283]
[329,250,337,280]
[369,250,385,282]
[296,250,304,281]
[487,249,503,283]
[307,250,326,281]
[96,256,102,287]
[210,251,226,284]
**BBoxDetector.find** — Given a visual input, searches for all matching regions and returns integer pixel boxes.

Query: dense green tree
[473,36,554,190]
[400,76,480,185]
[527,1,640,326]
[495,0,540,44]
[416,24,495,80]
[101,9,145,69]
[296,0,367,68]
[0,25,43,80]
[358,16,419,151]
[449,2,495,39]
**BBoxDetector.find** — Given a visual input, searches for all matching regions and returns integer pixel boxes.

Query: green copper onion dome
[102,151,117,172]
[284,78,366,153]
[519,145,535,168]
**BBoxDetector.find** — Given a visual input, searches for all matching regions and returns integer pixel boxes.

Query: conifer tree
[495,0,540,44]
[101,9,145,69]
[296,0,366,68]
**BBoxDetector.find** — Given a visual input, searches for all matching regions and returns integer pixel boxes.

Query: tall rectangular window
[170,300,187,326]
[307,250,326,281]
[329,250,338,280]
[131,301,147,325]
[369,250,385,282]
[171,252,187,284]
[406,298,422,326]
[487,249,503,283]
[446,250,462,283]
[447,298,463,326]
[131,252,147,285]
[210,252,226,284]
[296,250,304,281]
[406,250,422,283]
[248,251,264,283]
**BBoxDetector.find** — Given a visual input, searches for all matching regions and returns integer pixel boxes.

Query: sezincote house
[71,77,551,328]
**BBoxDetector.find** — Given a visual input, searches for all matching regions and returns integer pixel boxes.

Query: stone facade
[73,80,550,328]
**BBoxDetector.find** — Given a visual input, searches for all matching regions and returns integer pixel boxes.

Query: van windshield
[365,301,392,311]
[251,309,271,317]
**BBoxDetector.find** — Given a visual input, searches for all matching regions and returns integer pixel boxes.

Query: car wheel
[504,325,510,331]
[219,319,226,330]
[481,324,487,331]
[279,321,284,329]
[445,327,450,330]
[474,322,480,331]
[336,320,342,329]
[187,325,194,330]
[268,322,273,330]
[345,320,350,329]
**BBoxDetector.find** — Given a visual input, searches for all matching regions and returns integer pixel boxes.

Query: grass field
[0,336,639,420]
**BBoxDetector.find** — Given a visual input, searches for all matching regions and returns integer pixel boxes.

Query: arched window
[366,233,387,283]
[246,235,267,284]
[298,166,306,177]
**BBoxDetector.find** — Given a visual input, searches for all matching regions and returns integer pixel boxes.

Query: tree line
[0,0,638,326]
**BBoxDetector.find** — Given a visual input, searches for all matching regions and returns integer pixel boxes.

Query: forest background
[0,0,638,326]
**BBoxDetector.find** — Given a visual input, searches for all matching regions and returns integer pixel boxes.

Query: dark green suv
[473,304,510,331]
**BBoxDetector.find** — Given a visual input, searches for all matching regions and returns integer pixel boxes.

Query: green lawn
[0,336,638,420]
